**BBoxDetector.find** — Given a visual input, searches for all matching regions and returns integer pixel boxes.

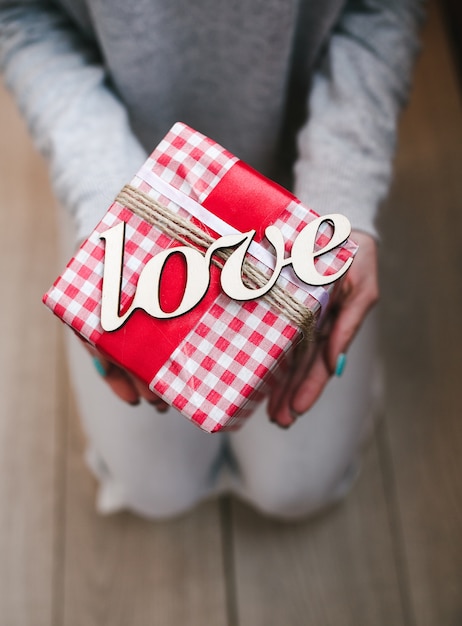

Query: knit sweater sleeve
[0,0,146,243]
[293,0,424,239]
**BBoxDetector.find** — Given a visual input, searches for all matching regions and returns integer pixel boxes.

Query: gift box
[43,123,357,432]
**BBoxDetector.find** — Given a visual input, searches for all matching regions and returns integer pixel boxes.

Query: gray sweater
[0,0,423,242]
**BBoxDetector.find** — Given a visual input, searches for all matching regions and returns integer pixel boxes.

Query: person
[0,0,423,519]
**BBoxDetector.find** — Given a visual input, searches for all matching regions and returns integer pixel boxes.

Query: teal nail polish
[335,353,347,377]
[93,356,107,377]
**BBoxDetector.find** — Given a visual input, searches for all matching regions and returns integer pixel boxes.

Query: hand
[74,239,167,410]
[267,230,379,428]
[82,340,169,411]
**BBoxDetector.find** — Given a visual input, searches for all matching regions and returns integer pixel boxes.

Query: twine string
[116,184,315,339]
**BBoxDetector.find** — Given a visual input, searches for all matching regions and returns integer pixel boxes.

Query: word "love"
[99,214,352,332]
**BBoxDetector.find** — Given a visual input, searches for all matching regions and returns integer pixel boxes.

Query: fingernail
[335,353,347,377]
[129,399,141,406]
[92,356,107,377]
[148,399,169,412]
[148,400,166,408]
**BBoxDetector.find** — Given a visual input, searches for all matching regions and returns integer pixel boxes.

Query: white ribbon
[135,163,330,310]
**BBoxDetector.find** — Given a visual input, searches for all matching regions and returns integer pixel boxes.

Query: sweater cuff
[293,160,380,241]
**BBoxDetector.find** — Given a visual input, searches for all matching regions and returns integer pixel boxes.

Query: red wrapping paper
[43,123,357,432]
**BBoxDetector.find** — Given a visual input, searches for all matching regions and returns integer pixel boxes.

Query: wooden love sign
[99,214,352,332]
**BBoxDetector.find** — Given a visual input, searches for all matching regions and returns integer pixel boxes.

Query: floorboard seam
[440,0,462,93]
[51,334,69,626]
[376,418,417,626]
[219,496,240,626]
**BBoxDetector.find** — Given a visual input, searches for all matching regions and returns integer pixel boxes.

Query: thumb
[327,284,378,374]
[326,231,379,372]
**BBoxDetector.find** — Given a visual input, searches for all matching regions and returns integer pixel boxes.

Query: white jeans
[61,209,381,521]
[67,310,381,521]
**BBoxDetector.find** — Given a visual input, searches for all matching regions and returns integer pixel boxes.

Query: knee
[123,482,208,520]
[238,458,361,522]
[86,446,215,520]
[99,471,212,520]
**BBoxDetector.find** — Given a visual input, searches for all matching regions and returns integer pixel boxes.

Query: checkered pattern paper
[44,123,357,432]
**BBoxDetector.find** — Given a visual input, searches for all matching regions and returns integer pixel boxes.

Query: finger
[269,386,298,428]
[81,339,165,409]
[285,307,340,416]
[267,370,295,427]
[272,409,297,429]
[130,375,169,412]
[325,230,379,371]
[83,342,140,405]
[95,359,141,405]
[290,348,331,415]
[267,344,309,418]
[267,371,288,417]
[326,287,377,373]
[268,340,321,427]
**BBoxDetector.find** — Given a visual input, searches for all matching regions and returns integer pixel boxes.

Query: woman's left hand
[267,230,379,428]
[83,340,169,410]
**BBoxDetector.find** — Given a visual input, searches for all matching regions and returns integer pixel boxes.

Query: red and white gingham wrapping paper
[43,123,357,432]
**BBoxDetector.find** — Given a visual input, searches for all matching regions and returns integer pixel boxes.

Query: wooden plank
[0,85,61,625]
[378,1,462,624]
[231,440,406,626]
[441,0,462,86]
[61,389,228,626]
[231,4,462,626]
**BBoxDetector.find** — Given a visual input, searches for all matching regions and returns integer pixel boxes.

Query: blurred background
[0,1,461,624]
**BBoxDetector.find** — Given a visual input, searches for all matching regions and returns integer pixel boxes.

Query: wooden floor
[1,3,461,625]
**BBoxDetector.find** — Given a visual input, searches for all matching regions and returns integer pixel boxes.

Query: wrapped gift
[43,123,357,432]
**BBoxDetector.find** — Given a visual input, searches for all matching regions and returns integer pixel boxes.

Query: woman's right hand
[81,339,169,411]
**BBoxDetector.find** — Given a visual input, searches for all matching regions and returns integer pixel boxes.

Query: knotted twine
[116,184,316,340]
